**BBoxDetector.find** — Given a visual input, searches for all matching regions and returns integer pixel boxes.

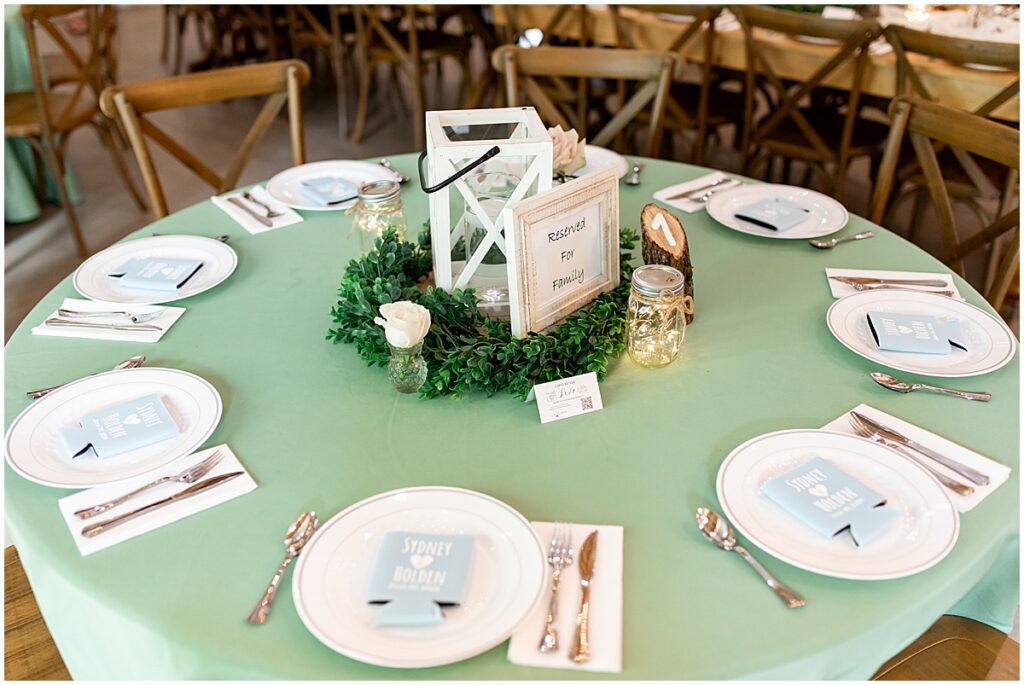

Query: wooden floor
[3,545,1019,680]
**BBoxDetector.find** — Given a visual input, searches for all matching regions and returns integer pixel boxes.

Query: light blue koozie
[57,393,181,460]
[734,198,809,231]
[366,531,475,627]
[108,258,204,291]
[762,456,899,546]
[867,311,966,355]
[299,176,356,206]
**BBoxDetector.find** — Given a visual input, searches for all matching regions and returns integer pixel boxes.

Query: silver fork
[57,308,164,324]
[849,420,973,496]
[538,522,574,653]
[848,282,956,297]
[242,191,282,218]
[73,450,224,519]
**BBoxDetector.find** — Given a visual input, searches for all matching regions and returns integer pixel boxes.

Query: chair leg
[37,139,88,258]
[410,64,426,151]
[31,146,47,204]
[93,120,147,211]
[160,5,172,63]
[908,188,929,245]
[351,57,375,144]
[329,44,347,139]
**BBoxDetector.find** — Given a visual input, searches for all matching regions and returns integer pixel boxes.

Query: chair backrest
[21,5,110,134]
[733,6,881,163]
[99,59,310,218]
[491,45,680,157]
[870,96,1020,310]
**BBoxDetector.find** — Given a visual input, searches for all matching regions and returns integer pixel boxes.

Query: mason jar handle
[417,146,501,194]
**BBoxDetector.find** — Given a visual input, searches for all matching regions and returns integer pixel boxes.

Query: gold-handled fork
[538,522,573,653]
[73,450,224,519]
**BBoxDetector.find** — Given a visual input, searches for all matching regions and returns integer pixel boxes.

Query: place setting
[264,159,399,211]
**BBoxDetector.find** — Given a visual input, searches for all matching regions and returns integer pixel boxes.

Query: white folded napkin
[821,404,1011,512]
[824,268,964,301]
[507,521,623,674]
[32,298,185,343]
[211,185,303,235]
[653,172,742,213]
[58,444,257,555]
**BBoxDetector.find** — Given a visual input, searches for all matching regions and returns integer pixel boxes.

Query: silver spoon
[247,511,319,625]
[624,162,643,186]
[57,308,164,324]
[378,158,409,184]
[27,355,146,399]
[870,371,992,402]
[809,230,875,249]
[696,507,805,609]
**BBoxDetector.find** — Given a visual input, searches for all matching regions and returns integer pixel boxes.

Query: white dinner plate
[574,145,629,180]
[292,486,546,669]
[717,429,959,580]
[5,368,222,489]
[73,235,237,306]
[826,290,1017,378]
[706,183,849,239]
[265,160,395,211]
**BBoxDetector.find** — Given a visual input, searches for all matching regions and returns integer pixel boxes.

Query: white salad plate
[826,290,1017,378]
[265,160,396,211]
[706,183,848,239]
[574,145,629,180]
[717,429,959,580]
[5,368,222,489]
[292,486,546,669]
[73,235,237,306]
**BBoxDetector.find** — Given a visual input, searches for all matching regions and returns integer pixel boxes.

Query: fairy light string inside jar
[626,264,690,367]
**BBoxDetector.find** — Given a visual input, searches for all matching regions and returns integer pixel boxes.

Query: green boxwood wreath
[327,224,639,399]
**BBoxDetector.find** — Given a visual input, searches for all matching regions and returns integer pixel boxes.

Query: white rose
[548,125,587,175]
[374,301,431,348]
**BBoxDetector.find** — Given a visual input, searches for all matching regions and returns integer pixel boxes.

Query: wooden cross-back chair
[286,5,357,137]
[734,6,887,202]
[99,59,310,219]
[870,97,1020,313]
[351,6,471,150]
[492,45,680,157]
[5,4,146,258]
[608,4,742,164]
[882,24,1020,255]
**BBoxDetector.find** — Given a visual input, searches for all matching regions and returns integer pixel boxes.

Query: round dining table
[4,154,1019,680]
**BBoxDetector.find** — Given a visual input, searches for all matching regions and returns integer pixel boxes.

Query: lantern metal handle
[417,146,501,194]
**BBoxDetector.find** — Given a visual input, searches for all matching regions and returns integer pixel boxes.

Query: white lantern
[419,107,552,318]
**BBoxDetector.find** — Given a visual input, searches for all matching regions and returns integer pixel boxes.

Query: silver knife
[850,411,990,486]
[829,276,948,288]
[45,318,162,332]
[81,471,244,537]
[666,177,729,200]
[569,530,598,664]
[228,196,274,227]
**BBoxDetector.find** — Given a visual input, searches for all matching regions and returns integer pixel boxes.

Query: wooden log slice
[640,202,695,323]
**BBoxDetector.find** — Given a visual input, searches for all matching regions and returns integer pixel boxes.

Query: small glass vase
[387,342,428,394]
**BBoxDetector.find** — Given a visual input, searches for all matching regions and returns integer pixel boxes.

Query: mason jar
[626,264,688,367]
[350,180,407,252]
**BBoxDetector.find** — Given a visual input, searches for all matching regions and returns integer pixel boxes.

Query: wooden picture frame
[503,167,620,338]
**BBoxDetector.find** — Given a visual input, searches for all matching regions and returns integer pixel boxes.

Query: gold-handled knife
[569,530,598,664]
[81,471,244,537]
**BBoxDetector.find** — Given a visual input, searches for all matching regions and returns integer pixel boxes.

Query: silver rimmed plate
[5,367,222,488]
[706,183,848,239]
[826,290,1017,377]
[574,145,629,180]
[292,486,545,669]
[717,429,959,580]
[73,235,237,306]
[265,160,395,211]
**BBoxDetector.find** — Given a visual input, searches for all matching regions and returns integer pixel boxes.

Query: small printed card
[866,311,966,355]
[300,176,357,206]
[108,258,204,291]
[529,371,604,424]
[57,393,181,460]
[734,198,809,232]
[762,456,899,546]
[367,531,475,627]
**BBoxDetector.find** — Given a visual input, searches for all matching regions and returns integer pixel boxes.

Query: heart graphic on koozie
[160,267,176,276]
[122,413,140,425]
[898,325,914,335]
[409,555,433,569]
[808,484,828,498]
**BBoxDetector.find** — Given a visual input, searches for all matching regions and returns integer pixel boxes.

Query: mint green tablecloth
[4,4,80,223]
[4,155,1019,680]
